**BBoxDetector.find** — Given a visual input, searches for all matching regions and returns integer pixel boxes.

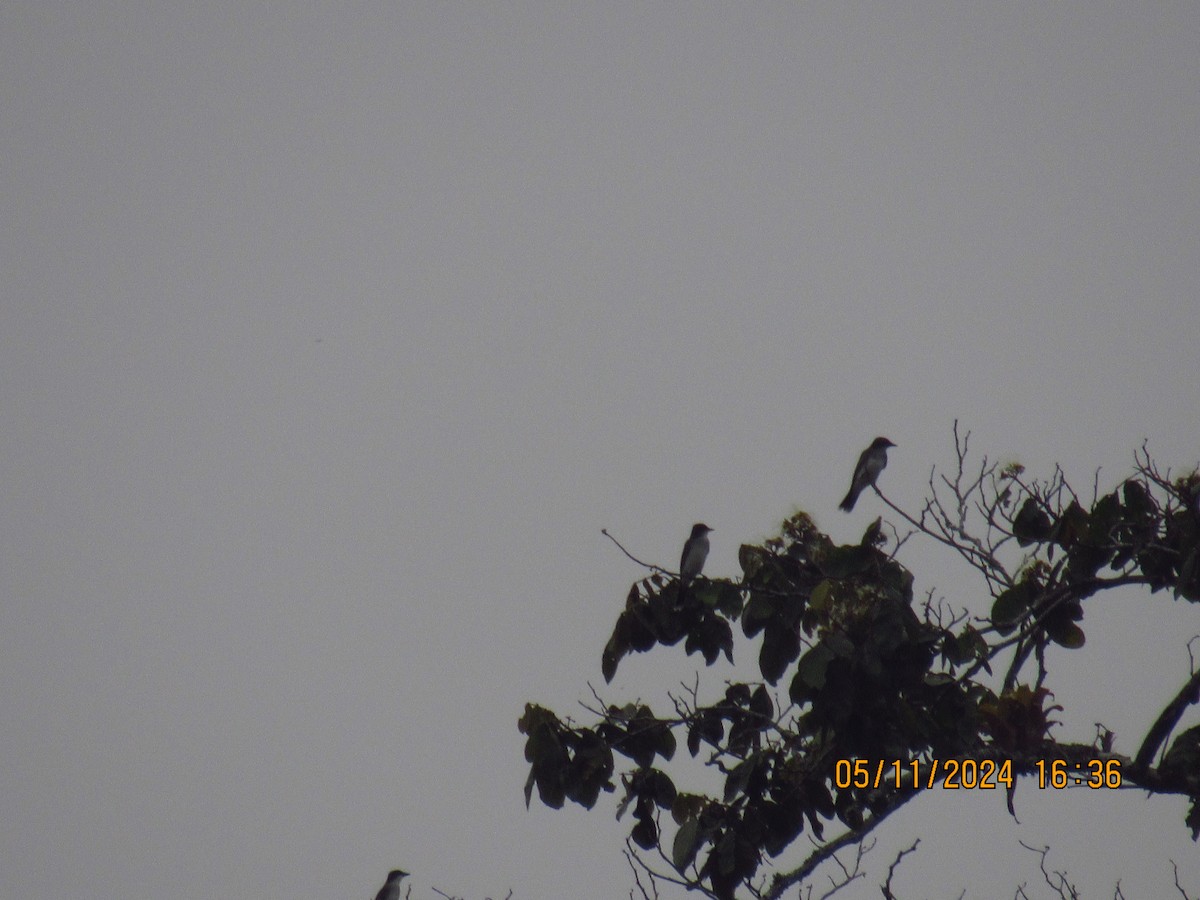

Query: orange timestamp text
[1033,758,1122,789]
[835,758,1014,790]
[833,757,1123,790]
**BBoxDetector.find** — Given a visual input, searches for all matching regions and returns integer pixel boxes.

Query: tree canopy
[519,428,1200,899]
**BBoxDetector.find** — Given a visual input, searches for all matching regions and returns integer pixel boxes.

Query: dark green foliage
[519,704,616,810]
[1013,498,1052,546]
[602,575,738,683]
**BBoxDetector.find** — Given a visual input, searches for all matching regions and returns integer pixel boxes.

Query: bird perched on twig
[374,870,409,900]
[860,516,884,548]
[839,437,896,512]
[678,523,713,602]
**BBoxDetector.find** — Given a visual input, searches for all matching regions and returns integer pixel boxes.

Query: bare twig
[603,528,671,575]
[879,839,919,900]
[1173,859,1197,900]
[1019,841,1079,899]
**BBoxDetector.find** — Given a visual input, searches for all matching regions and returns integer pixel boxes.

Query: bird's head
[872,437,896,449]
[690,523,713,537]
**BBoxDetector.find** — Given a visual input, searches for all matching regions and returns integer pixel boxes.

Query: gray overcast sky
[2,3,1199,899]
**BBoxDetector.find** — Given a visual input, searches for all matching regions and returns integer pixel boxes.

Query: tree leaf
[672,817,702,871]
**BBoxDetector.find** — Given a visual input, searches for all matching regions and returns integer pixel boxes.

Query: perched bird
[374,870,409,900]
[839,437,896,512]
[678,523,713,601]
[860,516,884,548]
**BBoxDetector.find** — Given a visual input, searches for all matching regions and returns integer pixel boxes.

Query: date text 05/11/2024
[833,758,1123,791]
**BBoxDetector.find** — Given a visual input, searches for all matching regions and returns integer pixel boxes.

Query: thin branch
[764,790,910,900]
[1019,841,1079,900]
[1173,859,1197,900]
[1134,667,1200,770]
[624,844,659,900]
[879,839,919,900]
[603,528,671,575]
[875,486,1011,590]
[624,837,704,897]
[814,838,871,900]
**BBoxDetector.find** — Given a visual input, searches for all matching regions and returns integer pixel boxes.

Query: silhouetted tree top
[520,426,1200,899]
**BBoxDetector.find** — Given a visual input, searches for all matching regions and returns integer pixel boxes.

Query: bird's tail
[838,489,857,512]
